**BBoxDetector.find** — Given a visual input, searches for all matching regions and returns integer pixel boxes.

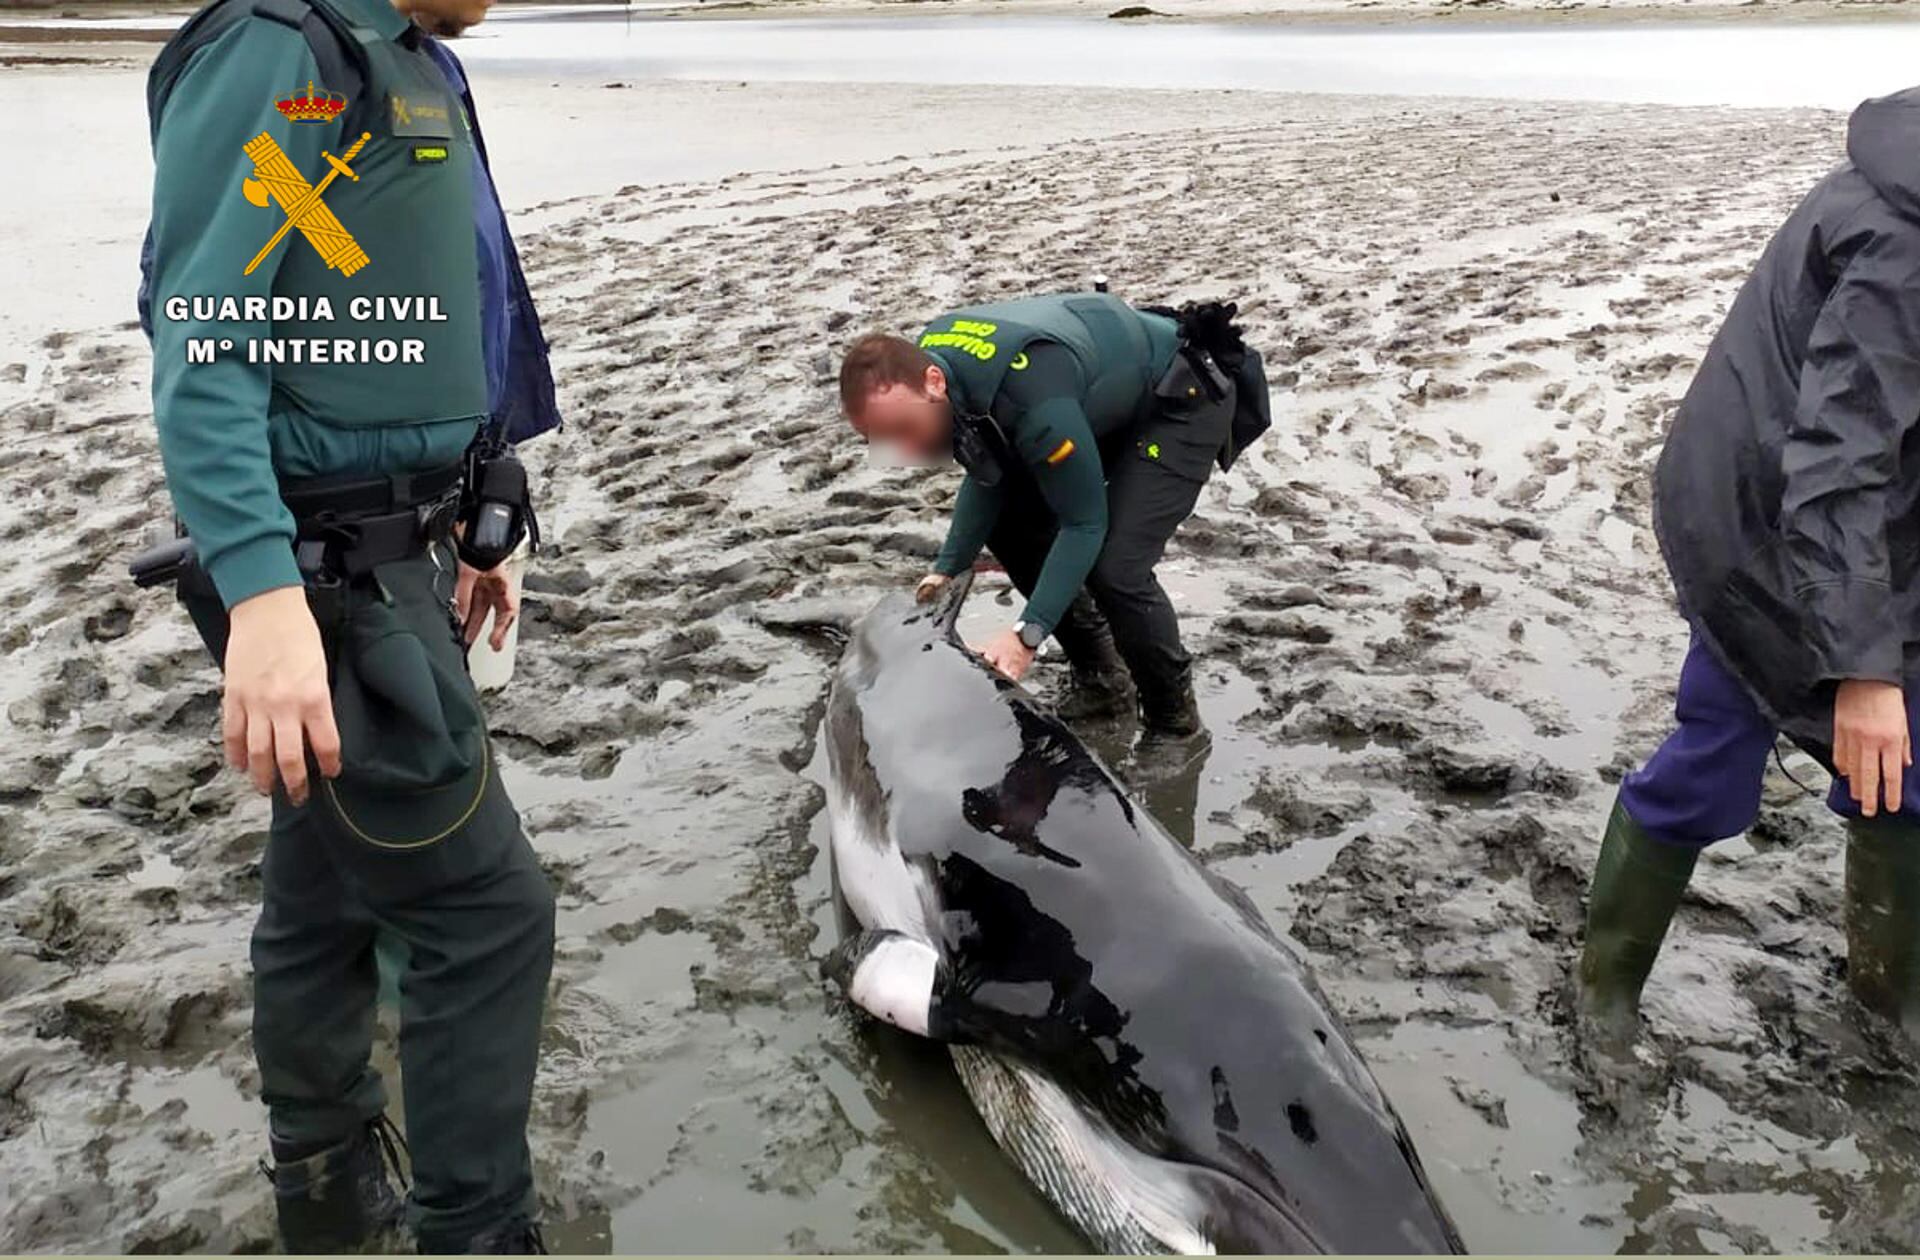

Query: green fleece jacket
[932,344,1110,635]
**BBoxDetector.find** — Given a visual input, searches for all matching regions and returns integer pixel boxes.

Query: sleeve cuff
[1806,578,1904,686]
[1015,605,1057,638]
[207,534,302,609]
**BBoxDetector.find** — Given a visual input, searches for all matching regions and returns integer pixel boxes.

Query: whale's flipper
[824,929,951,1039]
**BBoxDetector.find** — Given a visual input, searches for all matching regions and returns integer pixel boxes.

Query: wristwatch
[1013,620,1047,650]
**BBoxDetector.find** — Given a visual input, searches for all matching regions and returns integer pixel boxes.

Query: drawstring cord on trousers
[1775,740,1821,798]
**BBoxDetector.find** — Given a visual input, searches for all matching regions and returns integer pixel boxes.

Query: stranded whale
[822,576,1463,1255]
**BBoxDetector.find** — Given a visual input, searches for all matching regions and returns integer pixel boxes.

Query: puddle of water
[125,847,183,891]
[125,1062,255,1137]
[1365,1018,1626,1254]
[452,13,1920,110]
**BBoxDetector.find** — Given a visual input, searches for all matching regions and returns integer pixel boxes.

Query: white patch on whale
[844,933,939,1036]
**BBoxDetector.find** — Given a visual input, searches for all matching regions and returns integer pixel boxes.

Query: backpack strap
[146,0,372,138]
[249,0,370,139]
[145,0,251,136]
[140,0,375,335]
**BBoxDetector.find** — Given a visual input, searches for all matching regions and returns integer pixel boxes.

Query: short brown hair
[839,333,935,420]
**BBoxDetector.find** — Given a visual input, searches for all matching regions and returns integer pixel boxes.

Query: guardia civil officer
[141,0,561,1246]
[839,293,1269,750]
[1581,89,1920,1042]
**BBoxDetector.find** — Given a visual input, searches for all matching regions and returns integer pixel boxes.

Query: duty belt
[282,461,464,581]
[125,462,466,605]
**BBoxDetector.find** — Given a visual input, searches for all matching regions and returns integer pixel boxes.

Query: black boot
[1138,671,1207,745]
[1133,671,1210,777]
[1577,796,1698,1037]
[1054,630,1137,725]
[1845,815,1920,1039]
[264,1115,408,1253]
[420,1217,547,1255]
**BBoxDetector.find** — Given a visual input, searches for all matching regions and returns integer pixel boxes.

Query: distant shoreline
[2,0,1915,39]
[630,0,1920,23]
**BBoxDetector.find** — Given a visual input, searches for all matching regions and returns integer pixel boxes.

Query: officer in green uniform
[839,293,1258,749]
[142,0,556,1248]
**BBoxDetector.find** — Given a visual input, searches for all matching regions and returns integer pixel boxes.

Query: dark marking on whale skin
[933,855,1163,1140]
[961,783,1083,867]
[957,715,1091,871]
[824,636,890,851]
[829,581,1464,1255]
[1211,1067,1241,1134]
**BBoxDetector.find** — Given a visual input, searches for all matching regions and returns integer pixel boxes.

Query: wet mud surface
[5,94,1920,1252]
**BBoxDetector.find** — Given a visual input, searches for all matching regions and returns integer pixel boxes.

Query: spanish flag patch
[1046,439,1076,465]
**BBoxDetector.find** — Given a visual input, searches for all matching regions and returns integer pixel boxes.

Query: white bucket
[467,540,530,692]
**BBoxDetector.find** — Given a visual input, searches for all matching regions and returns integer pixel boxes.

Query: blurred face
[850,365,953,466]
[393,0,493,37]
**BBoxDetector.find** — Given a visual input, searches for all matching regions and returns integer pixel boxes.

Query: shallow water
[462,10,1920,109]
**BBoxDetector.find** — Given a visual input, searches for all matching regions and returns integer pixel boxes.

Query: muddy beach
[4,52,1920,1257]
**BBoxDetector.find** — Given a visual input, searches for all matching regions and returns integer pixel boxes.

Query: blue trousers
[1620,635,1920,846]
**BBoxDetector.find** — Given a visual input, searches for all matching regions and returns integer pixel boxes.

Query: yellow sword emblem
[240,130,372,277]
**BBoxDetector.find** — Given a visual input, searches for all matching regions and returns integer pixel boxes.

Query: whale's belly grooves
[951,1045,1214,1256]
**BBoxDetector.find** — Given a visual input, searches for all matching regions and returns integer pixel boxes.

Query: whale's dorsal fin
[931,570,976,641]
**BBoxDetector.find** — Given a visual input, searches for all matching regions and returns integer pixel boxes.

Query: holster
[1142,299,1273,470]
[1135,348,1236,483]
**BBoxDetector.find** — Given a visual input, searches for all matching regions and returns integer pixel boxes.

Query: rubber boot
[1577,797,1699,1035]
[1054,629,1137,725]
[1845,815,1920,1040]
[264,1116,408,1253]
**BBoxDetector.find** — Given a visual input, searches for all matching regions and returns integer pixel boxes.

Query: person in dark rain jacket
[1582,88,1920,1042]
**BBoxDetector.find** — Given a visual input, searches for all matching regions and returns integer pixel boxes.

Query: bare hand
[222,586,339,806]
[974,628,1037,682]
[914,573,951,605]
[1835,678,1911,818]
[455,560,519,652]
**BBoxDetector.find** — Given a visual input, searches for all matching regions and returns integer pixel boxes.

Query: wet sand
[3,64,1920,1257]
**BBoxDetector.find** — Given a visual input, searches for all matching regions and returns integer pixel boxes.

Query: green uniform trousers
[185,546,554,1245]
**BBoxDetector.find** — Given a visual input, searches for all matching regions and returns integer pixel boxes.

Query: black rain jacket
[1655,88,1920,754]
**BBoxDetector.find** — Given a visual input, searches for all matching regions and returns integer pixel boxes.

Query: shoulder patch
[1046,438,1076,466]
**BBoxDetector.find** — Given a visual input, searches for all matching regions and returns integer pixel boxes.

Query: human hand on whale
[914,571,1037,681]
[973,629,1037,681]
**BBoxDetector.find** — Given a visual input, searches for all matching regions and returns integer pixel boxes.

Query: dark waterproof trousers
[987,410,1224,703]
[184,546,554,1246]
